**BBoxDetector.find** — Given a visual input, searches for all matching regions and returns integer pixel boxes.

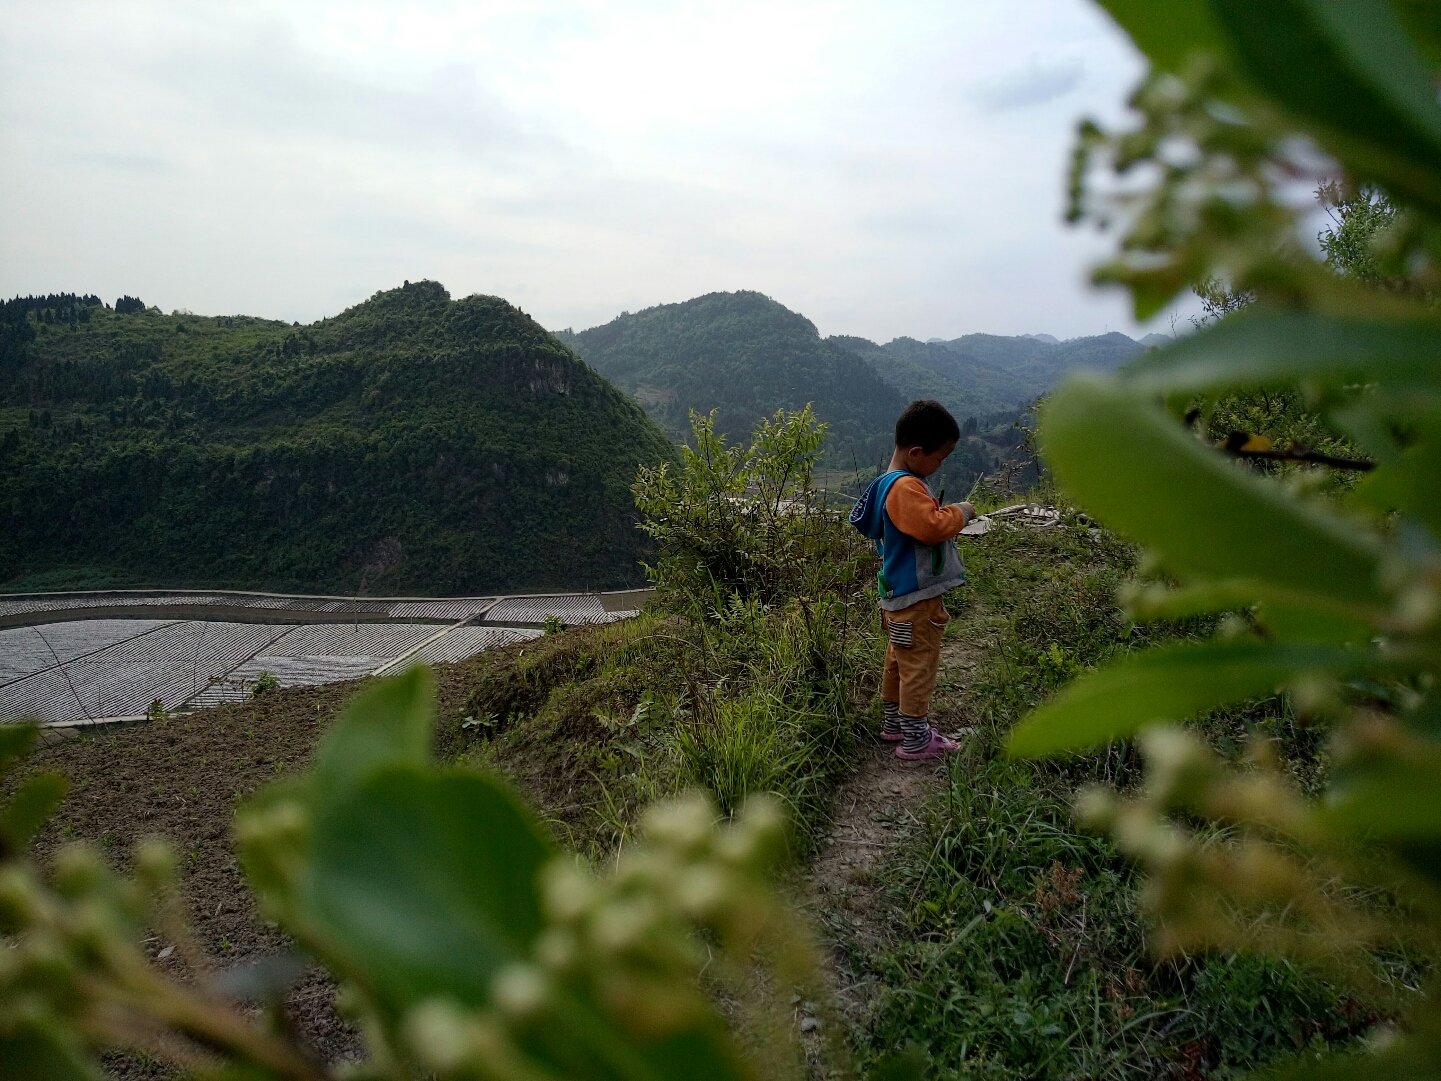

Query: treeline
[0,281,675,593]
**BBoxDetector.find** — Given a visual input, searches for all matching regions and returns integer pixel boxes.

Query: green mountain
[828,330,1146,414]
[0,282,674,593]
[556,291,909,472]
[826,335,970,410]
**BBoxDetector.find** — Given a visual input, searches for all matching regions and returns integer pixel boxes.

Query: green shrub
[634,405,869,613]
[0,675,839,1081]
[1008,2,1441,1076]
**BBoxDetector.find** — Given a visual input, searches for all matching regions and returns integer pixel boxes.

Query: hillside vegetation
[0,282,673,594]
[3,417,1388,1081]
[558,290,1141,499]
[556,291,911,473]
[828,329,1144,418]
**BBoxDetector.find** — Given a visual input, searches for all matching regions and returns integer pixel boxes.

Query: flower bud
[52,845,109,899]
[614,848,673,888]
[492,964,550,1022]
[1393,579,1440,633]
[1288,675,1339,720]
[541,861,599,924]
[640,794,718,855]
[1073,785,1117,830]
[0,867,48,924]
[673,865,732,921]
[405,999,472,1073]
[1141,727,1212,804]
[1216,614,1250,640]
[589,897,660,956]
[533,928,578,976]
[134,838,178,892]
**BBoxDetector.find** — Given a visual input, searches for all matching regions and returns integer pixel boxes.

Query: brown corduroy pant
[879,594,950,717]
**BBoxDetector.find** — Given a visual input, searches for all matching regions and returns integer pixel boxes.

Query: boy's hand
[957,501,977,524]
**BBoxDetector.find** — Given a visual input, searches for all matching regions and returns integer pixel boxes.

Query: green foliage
[1021,1,1441,1075]
[0,726,67,861]
[856,521,1373,1080]
[0,281,674,593]
[634,406,854,607]
[631,408,877,828]
[562,290,906,473]
[0,670,837,1080]
[468,409,877,852]
[250,671,279,697]
[1317,185,1407,293]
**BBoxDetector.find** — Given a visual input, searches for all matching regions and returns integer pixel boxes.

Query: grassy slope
[842,513,1383,1081]
[12,501,1392,1079]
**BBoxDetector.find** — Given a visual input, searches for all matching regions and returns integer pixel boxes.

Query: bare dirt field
[16,650,499,1079]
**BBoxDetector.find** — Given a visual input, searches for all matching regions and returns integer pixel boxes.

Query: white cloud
[0,0,1195,339]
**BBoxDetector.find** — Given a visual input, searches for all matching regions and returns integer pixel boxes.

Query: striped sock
[881,701,902,737]
[900,713,930,754]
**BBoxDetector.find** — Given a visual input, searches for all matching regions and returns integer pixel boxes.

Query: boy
[849,400,976,760]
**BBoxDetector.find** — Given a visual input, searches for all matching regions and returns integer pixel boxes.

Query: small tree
[633,405,865,613]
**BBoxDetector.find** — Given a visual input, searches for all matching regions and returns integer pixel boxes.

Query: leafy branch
[1015,1,1441,1075]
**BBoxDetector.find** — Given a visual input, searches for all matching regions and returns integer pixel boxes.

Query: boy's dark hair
[894,399,960,451]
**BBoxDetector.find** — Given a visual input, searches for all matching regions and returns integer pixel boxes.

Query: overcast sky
[0,0,1191,342]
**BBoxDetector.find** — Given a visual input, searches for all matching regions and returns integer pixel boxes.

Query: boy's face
[902,439,956,478]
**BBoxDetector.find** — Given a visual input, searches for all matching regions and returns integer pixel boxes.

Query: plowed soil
[17,650,501,1079]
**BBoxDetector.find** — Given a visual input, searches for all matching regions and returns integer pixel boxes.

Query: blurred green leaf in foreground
[1016,0,1441,1075]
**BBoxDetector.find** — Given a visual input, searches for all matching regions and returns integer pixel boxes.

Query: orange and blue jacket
[849,469,967,610]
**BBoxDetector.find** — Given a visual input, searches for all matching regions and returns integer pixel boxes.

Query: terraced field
[0,588,645,725]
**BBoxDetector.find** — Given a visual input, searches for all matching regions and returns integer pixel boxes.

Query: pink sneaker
[895,727,960,761]
[880,727,905,742]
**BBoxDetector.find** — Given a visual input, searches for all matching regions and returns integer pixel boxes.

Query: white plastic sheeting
[0,587,649,725]
[412,625,541,664]
[0,620,177,684]
[184,623,441,707]
[0,622,293,723]
[485,595,611,626]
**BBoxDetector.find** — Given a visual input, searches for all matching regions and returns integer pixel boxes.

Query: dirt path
[803,627,985,1032]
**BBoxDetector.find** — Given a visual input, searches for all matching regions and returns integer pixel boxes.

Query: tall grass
[463,409,878,853]
[849,509,1379,1080]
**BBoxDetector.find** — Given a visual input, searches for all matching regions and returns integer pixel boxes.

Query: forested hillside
[556,291,918,471]
[557,291,1142,498]
[0,282,674,593]
[828,329,1144,415]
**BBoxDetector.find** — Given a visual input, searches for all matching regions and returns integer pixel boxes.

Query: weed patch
[457,409,879,855]
[848,511,1377,1079]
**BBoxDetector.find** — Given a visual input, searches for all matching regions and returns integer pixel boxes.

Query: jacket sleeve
[885,476,967,544]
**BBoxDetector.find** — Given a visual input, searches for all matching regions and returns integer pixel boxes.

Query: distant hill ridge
[558,289,1148,456]
[0,282,673,594]
[555,290,909,470]
[827,328,1145,418]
